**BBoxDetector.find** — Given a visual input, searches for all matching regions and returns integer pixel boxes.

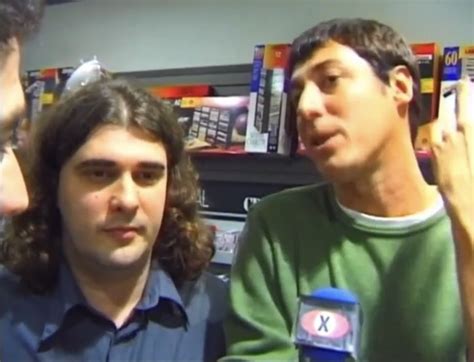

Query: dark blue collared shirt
[0,262,228,361]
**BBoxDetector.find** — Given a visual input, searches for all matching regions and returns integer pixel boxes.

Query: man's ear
[388,65,414,107]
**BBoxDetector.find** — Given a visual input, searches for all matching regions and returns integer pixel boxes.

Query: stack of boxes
[413,44,474,156]
[245,44,293,155]
[180,96,249,152]
[149,85,249,153]
[147,44,297,156]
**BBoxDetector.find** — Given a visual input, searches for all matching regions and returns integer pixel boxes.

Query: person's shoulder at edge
[179,271,229,324]
[0,265,21,290]
[0,265,29,313]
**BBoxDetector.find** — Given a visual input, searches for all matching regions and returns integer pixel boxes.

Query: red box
[148,84,212,99]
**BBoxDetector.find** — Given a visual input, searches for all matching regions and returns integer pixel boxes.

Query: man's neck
[334,149,438,217]
[66,255,151,329]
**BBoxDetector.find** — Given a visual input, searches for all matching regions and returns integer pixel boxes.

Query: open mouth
[312,133,336,147]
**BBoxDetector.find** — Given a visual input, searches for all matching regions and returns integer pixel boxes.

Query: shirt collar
[40,261,86,343]
[136,263,185,311]
[39,260,187,346]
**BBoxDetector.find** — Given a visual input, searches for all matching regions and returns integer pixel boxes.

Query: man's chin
[90,246,153,273]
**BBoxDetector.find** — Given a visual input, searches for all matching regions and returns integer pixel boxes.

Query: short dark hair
[289,18,422,143]
[0,0,44,54]
[1,79,214,293]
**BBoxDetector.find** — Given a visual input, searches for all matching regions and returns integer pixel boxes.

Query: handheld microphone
[293,287,362,361]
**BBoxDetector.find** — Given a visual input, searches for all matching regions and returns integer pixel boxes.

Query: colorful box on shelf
[24,67,74,122]
[411,43,441,156]
[438,45,474,132]
[175,96,249,153]
[148,84,213,99]
[245,43,293,155]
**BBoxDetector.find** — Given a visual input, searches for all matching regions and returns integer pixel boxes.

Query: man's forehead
[291,42,366,81]
[72,125,165,160]
[0,37,25,128]
[292,58,342,81]
[85,124,159,143]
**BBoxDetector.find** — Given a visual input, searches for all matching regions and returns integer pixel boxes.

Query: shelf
[116,64,253,97]
[211,250,234,266]
[192,152,321,185]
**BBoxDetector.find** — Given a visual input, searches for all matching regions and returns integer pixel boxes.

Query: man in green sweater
[224,18,473,361]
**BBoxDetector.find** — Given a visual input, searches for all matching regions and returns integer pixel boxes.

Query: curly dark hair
[0,79,215,293]
[289,18,422,144]
[0,0,44,55]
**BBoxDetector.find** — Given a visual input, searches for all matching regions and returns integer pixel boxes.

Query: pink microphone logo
[301,309,350,339]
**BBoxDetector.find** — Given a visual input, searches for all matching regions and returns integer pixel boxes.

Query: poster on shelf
[199,180,297,265]
[178,96,249,154]
[148,85,250,155]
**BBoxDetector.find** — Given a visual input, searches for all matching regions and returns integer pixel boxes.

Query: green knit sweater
[224,184,465,361]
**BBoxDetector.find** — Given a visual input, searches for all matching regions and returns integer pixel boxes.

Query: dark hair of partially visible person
[0,0,44,56]
[288,18,422,144]
[0,78,214,294]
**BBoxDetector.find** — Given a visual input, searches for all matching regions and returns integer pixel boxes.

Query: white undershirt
[336,193,445,229]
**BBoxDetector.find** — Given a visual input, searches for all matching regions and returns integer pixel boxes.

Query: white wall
[23,0,474,72]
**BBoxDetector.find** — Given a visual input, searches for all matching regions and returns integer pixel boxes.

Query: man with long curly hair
[0,0,44,215]
[0,78,227,360]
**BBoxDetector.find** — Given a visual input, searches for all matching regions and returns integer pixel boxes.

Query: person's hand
[430,77,474,220]
[431,77,474,354]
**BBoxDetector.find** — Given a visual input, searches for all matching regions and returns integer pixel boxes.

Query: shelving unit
[115,64,435,267]
[116,64,325,187]
[116,64,324,268]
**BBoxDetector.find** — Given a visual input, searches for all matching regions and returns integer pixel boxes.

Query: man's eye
[85,169,116,181]
[0,134,15,150]
[135,171,161,183]
[0,140,12,156]
[9,139,19,151]
[0,143,15,163]
[290,89,302,108]
[320,75,341,92]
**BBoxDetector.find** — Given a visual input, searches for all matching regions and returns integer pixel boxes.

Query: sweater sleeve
[222,205,298,361]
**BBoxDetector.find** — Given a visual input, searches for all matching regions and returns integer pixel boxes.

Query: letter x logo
[318,315,330,333]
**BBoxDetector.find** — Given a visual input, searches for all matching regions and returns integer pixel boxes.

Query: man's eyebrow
[291,59,343,85]
[136,161,166,171]
[75,159,117,170]
[75,159,166,171]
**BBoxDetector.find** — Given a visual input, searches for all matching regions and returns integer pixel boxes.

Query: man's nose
[297,82,325,122]
[0,149,29,216]
[109,174,139,213]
